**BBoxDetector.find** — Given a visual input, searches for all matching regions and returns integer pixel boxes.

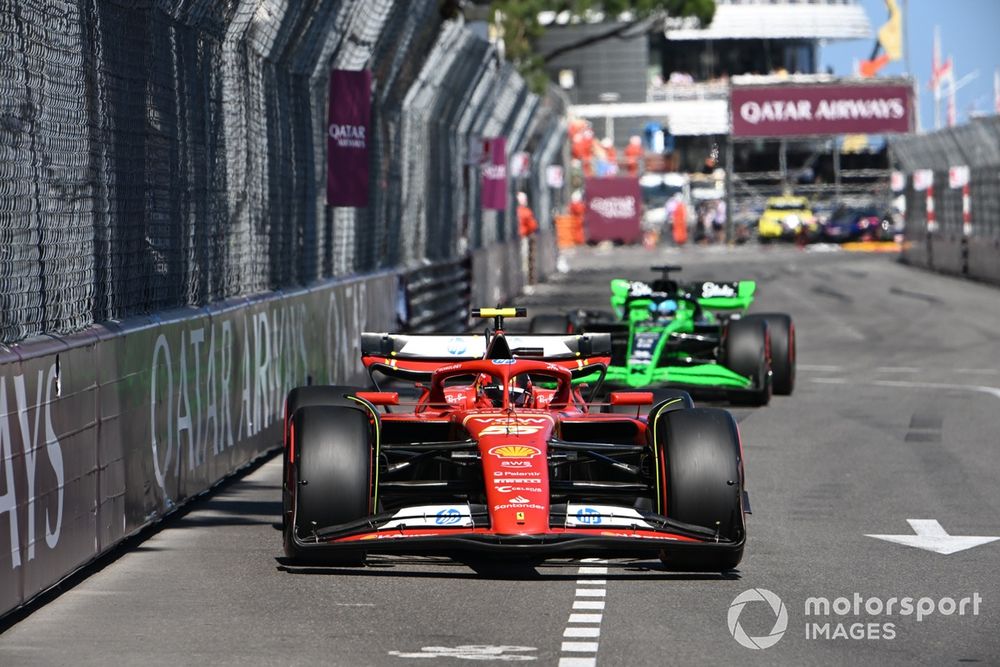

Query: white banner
[913,169,934,192]
[948,165,970,189]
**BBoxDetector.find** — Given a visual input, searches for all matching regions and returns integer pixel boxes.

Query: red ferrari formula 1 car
[281,308,748,571]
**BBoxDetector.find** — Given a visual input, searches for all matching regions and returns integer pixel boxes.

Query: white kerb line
[560,560,608,667]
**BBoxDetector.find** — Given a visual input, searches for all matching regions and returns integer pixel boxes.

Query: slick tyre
[529,314,572,334]
[742,313,795,395]
[724,317,771,406]
[656,408,745,571]
[282,386,364,532]
[285,405,372,566]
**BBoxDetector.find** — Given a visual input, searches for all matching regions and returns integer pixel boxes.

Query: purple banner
[584,177,642,244]
[327,69,371,207]
[481,137,507,211]
[731,83,913,137]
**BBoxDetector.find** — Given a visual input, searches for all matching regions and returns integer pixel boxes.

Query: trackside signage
[731,84,913,137]
[327,69,372,207]
[584,177,642,244]
[481,137,508,211]
[0,273,395,618]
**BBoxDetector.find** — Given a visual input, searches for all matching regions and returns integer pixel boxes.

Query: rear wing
[610,278,756,315]
[361,332,611,361]
[361,332,611,385]
[689,281,756,311]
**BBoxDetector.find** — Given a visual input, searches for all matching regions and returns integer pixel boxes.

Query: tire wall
[0,271,395,616]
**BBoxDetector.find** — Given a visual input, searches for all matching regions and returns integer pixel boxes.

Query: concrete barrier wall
[0,272,396,616]
[929,235,965,276]
[968,237,1000,284]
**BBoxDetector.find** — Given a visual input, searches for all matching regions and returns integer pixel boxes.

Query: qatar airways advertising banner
[481,137,507,211]
[327,69,371,207]
[584,177,642,244]
[731,84,913,137]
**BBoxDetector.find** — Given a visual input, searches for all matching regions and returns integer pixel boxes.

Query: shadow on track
[274,555,741,582]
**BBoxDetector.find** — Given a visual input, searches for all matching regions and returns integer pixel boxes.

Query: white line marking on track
[575,588,606,597]
[562,642,600,652]
[876,366,922,373]
[564,627,601,638]
[798,364,843,371]
[569,614,603,624]
[389,645,537,660]
[559,658,597,667]
[866,519,1000,555]
[559,560,608,666]
[956,369,1000,375]
[811,377,1000,402]
[573,600,605,610]
[871,379,1000,401]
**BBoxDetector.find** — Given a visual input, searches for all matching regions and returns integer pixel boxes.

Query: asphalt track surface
[3,244,1000,665]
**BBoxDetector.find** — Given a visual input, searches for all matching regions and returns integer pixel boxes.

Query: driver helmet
[509,374,532,408]
[650,299,678,316]
[481,382,504,408]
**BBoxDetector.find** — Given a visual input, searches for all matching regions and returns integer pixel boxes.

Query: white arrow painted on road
[866,519,1000,555]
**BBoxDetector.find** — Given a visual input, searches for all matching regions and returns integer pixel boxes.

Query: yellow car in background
[757,196,817,242]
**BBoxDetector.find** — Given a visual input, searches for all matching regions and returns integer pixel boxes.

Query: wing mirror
[609,391,653,406]
[355,391,399,406]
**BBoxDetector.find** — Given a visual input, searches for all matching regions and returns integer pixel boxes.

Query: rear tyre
[724,318,771,406]
[656,408,745,571]
[529,314,572,334]
[285,405,372,565]
[743,314,794,395]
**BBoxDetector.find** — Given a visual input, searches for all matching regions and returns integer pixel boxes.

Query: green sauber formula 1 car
[530,266,795,406]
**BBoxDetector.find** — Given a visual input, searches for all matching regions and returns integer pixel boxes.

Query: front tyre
[656,408,745,571]
[283,386,365,534]
[285,405,373,565]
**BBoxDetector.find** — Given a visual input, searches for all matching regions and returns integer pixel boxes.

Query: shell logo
[488,445,541,459]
